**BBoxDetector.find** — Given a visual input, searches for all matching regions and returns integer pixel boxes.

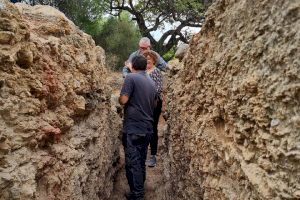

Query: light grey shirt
[122,50,167,78]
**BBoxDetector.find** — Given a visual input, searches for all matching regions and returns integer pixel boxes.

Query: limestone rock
[164,0,300,199]
[174,43,189,61]
[0,1,122,199]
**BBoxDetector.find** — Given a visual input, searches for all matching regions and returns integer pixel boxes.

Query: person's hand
[125,60,132,72]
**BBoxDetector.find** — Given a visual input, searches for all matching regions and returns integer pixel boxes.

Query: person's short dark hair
[132,55,147,71]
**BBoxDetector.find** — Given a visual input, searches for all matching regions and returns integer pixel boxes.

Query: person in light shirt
[122,37,166,78]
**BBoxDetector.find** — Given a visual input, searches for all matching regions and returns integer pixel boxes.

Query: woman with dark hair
[142,50,163,167]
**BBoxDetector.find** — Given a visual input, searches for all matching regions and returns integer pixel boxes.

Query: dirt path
[107,72,166,200]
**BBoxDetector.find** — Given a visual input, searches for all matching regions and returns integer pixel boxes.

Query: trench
[106,72,168,200]
[1,1,299,199]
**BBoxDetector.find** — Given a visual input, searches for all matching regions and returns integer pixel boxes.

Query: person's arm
[119,75,133,105]
[154,99,157,108]
[119,95,129,105]
[155,54,167,72]
[122,66,131,78]
[123,51,138,78]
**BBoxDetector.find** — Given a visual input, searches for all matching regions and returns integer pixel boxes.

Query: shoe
[148,155,156,167]
[125,192,144,200]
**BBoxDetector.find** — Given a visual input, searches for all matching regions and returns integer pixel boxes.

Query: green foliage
[22,0,107,36]
[94,13,141,71]
[22,0,214,60]
[162,46,177,62]
[67,0,103,36]
[105,0,215,58]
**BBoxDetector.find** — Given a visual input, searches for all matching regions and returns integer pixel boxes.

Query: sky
[150,22,201,42]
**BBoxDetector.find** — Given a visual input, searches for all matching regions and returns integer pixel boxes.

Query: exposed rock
[0,31,14,44]
[0,1,122,199]
[164,0,300,199]
[174,44,189,62]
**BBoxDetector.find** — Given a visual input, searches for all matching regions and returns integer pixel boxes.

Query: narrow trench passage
[107,72,167,200]
[110,116,166,200]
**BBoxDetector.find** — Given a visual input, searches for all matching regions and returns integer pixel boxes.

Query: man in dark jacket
[119,55,158,200]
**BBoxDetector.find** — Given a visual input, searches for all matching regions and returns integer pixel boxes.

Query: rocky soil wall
[0,1,122,199]
[164,0,300,199]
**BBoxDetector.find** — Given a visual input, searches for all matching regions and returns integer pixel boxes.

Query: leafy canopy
[104,0,214,57]
[21,0,107,36]
[22,0,214,60]
[94,12,141,71]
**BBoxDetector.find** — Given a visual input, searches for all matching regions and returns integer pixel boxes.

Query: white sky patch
[151,23,201,43]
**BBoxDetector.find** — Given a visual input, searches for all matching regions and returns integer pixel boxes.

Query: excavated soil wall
[1,0,300,199]
[164,0,300,199]
[0,1,122,199]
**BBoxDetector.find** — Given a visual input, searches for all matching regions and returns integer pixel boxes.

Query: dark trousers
[123,132,152,199]
[150,99,162,155]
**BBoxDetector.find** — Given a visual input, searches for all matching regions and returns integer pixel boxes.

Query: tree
[21,0,107,36]
[104,0,214,57]
[94,13,141,71]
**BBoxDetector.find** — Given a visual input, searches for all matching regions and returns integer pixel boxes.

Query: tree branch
[147,14,166,32]
[140,0,152,13]
[106,0,214,56]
